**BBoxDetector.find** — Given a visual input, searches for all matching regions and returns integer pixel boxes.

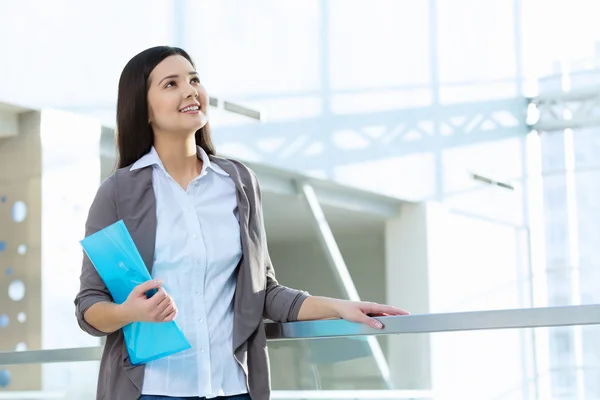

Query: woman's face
[147,55,208,136]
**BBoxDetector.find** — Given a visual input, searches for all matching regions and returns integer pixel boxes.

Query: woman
[74,46,408,400]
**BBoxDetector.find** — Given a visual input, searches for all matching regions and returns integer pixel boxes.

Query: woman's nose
[184,84,198,98]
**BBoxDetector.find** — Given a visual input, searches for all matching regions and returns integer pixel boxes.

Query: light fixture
[471,173,515,191]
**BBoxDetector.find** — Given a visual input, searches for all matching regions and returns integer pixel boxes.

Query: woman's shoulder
[94,167,129,194]
[94,173,117,198]
[210,155,260,185]
[95,165,153,197]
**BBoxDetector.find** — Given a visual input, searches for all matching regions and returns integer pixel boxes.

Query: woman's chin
[195,119,208,131]
[181,118,208,132]
[186,112,208,130]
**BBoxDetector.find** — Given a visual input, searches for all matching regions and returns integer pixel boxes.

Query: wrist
[298,296,343,321]
[319,296,344,318]
[115,303,134,325]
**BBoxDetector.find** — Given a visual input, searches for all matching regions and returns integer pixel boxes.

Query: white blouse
[131,146,247,398]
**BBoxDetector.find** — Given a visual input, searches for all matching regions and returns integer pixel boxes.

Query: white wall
[425,204,530,400]
[426,205,527,313]
[382,202,530,396]
[39,109,103,398]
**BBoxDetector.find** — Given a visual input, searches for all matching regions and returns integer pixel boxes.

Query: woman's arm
[83,301,131,334]
[263,250,310,322]
[74,177,178,335]
[297,296,409,329]
[84,280,177,334]
[253,176,408,327]
[74,176,119,337]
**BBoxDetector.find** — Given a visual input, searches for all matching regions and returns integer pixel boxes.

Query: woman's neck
[153,134,202,188]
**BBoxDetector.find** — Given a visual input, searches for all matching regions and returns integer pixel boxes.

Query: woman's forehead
[150,55,196,80]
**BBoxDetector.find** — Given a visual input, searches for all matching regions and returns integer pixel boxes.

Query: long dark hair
[116,46,215,169]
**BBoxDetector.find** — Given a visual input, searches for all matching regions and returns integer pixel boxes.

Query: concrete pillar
[385,202,432,390]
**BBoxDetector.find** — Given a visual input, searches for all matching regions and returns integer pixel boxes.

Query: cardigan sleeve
[73,175,119,337]
[263,246,310,322]
[249,170,311,322]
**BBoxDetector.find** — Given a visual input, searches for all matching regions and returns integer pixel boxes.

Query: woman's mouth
[179,105,200,113]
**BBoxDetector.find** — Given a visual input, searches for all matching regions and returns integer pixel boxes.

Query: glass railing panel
[1,305,599,399]
[266,326,599,400]
[268,336,389,390]
[0,361,99,400]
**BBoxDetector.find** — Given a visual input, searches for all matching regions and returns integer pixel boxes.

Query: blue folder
[80,220,191,365]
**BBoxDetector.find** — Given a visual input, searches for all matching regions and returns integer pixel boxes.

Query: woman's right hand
[119,279,178,323]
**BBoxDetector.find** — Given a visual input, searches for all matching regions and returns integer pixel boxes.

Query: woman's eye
[191,77,200,84]
[165,81,176,88]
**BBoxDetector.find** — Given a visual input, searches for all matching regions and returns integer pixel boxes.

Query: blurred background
[2,0,600,399]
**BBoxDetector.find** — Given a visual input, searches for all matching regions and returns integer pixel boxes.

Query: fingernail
[374,321,383,329]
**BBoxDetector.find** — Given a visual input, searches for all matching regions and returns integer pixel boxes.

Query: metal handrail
[266,304,600,340]
[1,304,600,366]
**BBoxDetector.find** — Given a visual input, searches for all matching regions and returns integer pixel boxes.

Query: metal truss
[529,86,600,132]
[215,98,528,169]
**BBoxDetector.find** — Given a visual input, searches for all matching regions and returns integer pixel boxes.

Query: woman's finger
[148,287,168,308]
[348,309,384,329]
[162,308,178,322]
[158,300,175,321]
[364,303,410,316]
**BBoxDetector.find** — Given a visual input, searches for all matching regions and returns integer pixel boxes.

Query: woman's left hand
[333,299,409,329]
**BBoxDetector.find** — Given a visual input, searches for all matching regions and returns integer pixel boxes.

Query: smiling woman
[147,57,209,153]
[74,45,408,400]
[115,46,214,171]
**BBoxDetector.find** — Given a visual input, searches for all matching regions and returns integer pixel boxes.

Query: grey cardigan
[74,156,309,400]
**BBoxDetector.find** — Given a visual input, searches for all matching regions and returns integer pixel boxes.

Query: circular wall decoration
[17,245,27,255]
[0,314,8,328]
[17,312,26,323]
[0,369,10,388]
[11,201,27,223]
[8,280,25,302]
[15,343,27,352]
